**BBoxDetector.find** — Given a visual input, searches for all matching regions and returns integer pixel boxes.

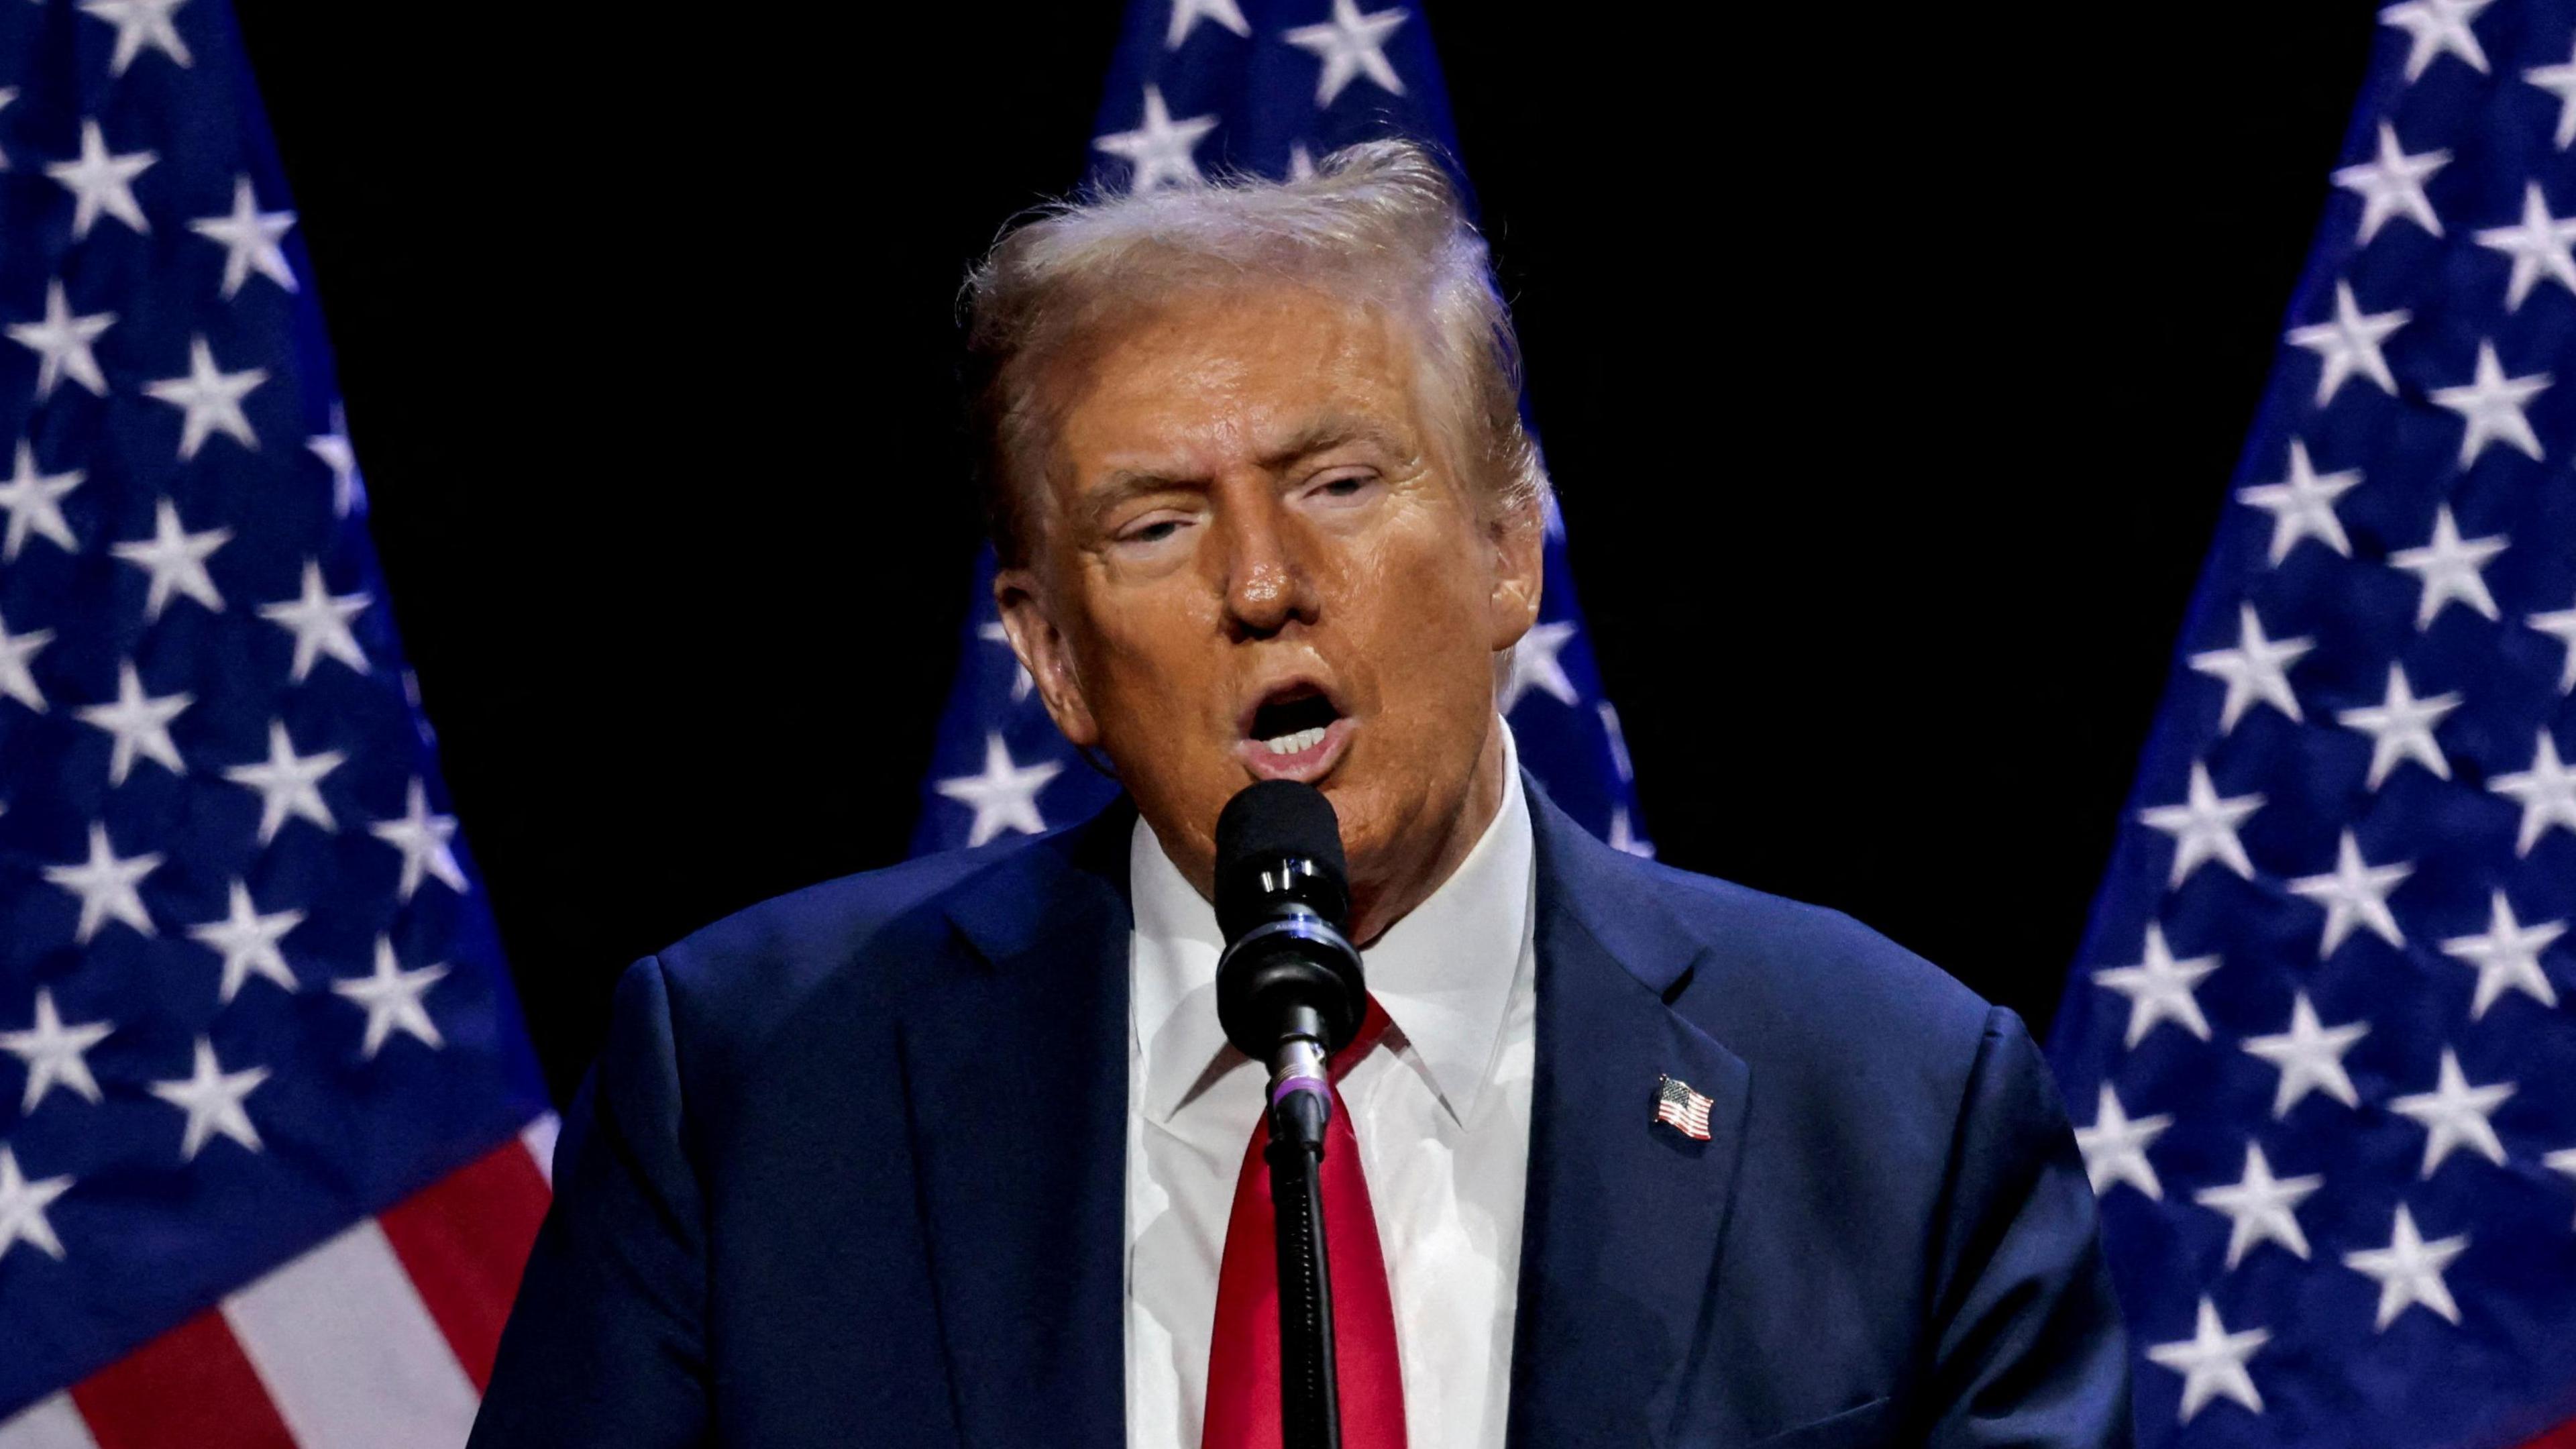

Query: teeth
[1260,726,1328,756]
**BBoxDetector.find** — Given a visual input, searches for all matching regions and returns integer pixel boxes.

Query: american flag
[2049,2,2576,1443]
[912,0,1648,859]
[1654,1074,1713,1143]
[0,4,553,1446]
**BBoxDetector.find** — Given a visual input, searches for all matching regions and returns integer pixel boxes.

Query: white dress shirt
[1124,726,1538,1449]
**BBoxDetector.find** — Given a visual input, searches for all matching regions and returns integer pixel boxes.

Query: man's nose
[1216,494,1320,641]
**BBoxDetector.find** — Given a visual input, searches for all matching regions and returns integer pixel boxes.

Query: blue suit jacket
[471,783,2133,1448]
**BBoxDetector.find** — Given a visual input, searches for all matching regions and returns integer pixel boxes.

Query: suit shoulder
[642,837,1028,1069]
[1621,853,1995,1068]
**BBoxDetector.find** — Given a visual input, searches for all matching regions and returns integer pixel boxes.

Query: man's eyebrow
[1081,470,1201,531]
[1254,413,1404,468]
[1079,414,1407,527]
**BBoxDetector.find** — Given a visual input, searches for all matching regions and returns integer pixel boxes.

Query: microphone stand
[1266,1018,1342,1449]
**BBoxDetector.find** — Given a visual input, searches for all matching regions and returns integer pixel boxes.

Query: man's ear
[995,565,1101,749]
[1486,491,1546,651]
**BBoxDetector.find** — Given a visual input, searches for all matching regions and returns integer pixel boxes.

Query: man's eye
[1315,473,1374,499]
[1121,517,1187,545]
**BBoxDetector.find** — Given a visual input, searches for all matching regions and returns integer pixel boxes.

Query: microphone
[1214,779,1366,1152]
[1214,779,1364,1447]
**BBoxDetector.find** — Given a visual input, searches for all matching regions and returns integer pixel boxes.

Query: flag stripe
[0,1397,98,1449]
[68,1311,293,1449]
[219,1220,480,1449]
[376,1134,553,1391]
[519,1114,559,1189]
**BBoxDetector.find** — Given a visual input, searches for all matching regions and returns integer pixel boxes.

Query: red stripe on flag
[2518,1421,2576,1449]
[69,1309,293,1449]
[375,1135,552,1390]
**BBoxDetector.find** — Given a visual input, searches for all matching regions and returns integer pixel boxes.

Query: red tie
[1201,998,1409,1449]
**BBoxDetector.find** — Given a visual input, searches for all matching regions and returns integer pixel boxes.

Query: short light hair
[960,139,1548,568]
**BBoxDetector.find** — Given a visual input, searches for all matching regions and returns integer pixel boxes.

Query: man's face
[996,283,1542,930]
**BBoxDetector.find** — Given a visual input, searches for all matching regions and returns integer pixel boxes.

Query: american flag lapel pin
[1654,1074,1714,1141]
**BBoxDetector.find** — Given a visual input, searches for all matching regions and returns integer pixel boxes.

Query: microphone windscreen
[1213,780,1348,939]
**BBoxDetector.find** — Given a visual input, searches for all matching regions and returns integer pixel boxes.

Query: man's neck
[1345,720,1511,946]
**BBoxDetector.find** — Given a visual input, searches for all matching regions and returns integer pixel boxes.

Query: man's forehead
[1057,311,1419,470]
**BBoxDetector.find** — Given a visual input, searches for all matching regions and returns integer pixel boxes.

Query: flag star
[44,119,155,239]
[2332,123,2448,243]
[1502,620,1580,712]
[2473,182,2576,311]
[2144,1297,2267,1423]
[2547,1148,2576,1224]
[2092,924,2220,1048]
[0,1147,73,1265]
[1093,85,1219,194]
[186,174,296,300]
[2193,1144,2322,1269]
[2288,830,2412,957]
[307,405,366,517]
[2390,1048,2513,1177]
[184,879,303,1003]
[2532,604,2576,692]
[142,335,266,460]
[109,498,230,620]
[41,822,160,943]
[1283,0,1409,107]
[2391,504,2509,631]
[1165,0,1248,48]
[2074,1083,2171,1201]
[77,0,193,74]
[0,989,113,1114]
[5,280,115,401]
[148,1037,268,1160]
[2343,1205,2468,1330]
[1287,141,1317,181]
[0,440,84,561]
[2188,603,2311,731]
[2492,729,2576,855]
[257,560,370,682]
[2336,663,2459,788]
[2242,993,2367,1118]
[1607,806,1654,859]
[2428,343,2548,467]
[2238,440,2359,564]
[934,733,1062,848]
[2530,38,2576,149]
[74,659,191,785]
[332,937,449,1059]
[2439,890,2563,1019]
[368,777,466,901]
[1599,701,1635,782]
[221,720,345,844]
[2139,762,2262,886]
[977,621,1034,702]
[0,608,53,713]
[2381,0,2492,80]
[2285,281,2406,407]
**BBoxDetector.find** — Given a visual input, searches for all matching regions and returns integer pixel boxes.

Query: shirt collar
[1129,722,1536,1128]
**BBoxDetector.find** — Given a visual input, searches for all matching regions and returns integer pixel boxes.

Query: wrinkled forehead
[1035,282,1436,491]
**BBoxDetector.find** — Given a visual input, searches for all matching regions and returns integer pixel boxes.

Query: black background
[227,1,2381,1103]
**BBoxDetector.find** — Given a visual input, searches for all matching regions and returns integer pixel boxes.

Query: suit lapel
[1507,786,1751,1449]
[901,803,1137,1449]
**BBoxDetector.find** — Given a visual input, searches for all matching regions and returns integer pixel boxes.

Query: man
[472,142,2132,1448]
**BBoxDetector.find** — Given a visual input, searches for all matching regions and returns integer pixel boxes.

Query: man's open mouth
[1249,688,1339,755]
[1239,684,1352,782]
